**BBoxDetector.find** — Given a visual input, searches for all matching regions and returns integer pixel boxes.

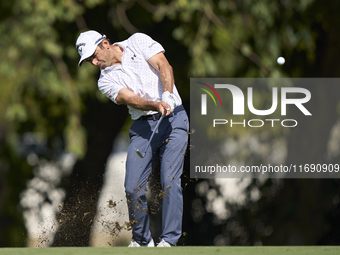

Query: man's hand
[156,101,171,117]
[162,91,177,113]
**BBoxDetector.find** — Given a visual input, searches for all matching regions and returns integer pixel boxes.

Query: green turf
[0,246,339,255]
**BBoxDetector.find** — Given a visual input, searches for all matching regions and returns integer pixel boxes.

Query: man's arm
[148,52,177,113]
[115,88,170,115]
[147,52,174,93]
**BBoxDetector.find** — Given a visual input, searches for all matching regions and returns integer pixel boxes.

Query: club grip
[162,109,167,117]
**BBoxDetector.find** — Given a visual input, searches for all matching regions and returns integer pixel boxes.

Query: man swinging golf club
[76,30,189,247]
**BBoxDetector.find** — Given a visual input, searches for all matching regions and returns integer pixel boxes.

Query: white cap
[76,30,106,66]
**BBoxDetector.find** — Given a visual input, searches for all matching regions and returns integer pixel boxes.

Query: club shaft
[142,114,165,156]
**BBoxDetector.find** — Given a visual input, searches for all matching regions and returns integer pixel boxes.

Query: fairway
[0,246,339,255]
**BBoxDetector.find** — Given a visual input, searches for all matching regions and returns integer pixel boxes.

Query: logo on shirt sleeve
[148,42,157,48]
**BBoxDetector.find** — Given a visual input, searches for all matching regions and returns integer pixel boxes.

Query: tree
[0,0,114,246]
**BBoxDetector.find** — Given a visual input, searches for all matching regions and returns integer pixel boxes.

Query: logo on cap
[76,42,86,53]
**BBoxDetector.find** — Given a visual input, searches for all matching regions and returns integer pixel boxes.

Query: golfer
[76,30,189,247]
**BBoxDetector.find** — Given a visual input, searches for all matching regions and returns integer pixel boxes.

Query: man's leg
[125,119,159,246]
[158,109,189,245]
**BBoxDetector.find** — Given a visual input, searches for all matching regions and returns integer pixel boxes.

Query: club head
[135,148,145,158]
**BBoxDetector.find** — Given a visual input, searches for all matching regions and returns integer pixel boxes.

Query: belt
[139,105,185,121]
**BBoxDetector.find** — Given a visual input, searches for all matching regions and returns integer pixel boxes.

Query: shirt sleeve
[131,33,165,60]
[97,70,123,104]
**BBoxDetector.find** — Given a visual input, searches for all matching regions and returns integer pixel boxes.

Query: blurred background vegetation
[0,0,340,247]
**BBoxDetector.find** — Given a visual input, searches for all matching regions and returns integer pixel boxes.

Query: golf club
[135,109,167,158]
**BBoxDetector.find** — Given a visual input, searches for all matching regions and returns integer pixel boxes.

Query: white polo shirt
[98,33,182,120]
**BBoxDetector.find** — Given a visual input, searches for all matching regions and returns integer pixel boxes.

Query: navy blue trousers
[125,105,189,246]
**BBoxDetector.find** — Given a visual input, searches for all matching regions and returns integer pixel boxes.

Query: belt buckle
[152,114,157,121]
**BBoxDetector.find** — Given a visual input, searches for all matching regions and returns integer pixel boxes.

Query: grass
[0,246,339,255]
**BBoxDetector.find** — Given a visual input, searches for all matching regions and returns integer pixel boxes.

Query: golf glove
[162,91,177,113]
